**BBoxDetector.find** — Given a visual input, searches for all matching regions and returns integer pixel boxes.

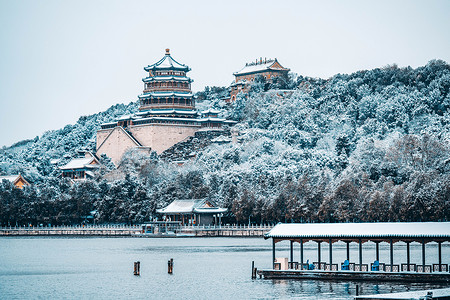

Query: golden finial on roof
[165,48,170,55]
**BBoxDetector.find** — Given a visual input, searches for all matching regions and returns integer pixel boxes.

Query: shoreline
[0,225,271,237]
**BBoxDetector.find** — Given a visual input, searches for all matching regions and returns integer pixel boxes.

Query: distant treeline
[0,60,449,225]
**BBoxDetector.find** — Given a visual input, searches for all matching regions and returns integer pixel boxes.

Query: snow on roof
[157,199,200,214]
[193,207,227,214]
[265,222,450,240]
[144,49,190,72]
[144,109,198,115]
[134,116,203,123]
[0,175,21,182]
[143,76,191,82]
[117,114,133,121]
[60,157,98,170]
[156,199,227,214]
[50,159,61,164]
[197,117,227,122]
[138,91,193,99]
[233,59,289,76]
[201,108,221,114]
[100,122,116,126]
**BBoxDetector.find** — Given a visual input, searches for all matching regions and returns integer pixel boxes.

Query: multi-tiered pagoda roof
[100,49,234,131]
[139,48,194,112]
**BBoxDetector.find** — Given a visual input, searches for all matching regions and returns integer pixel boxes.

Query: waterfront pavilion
[156,199,227,226]
[261,222,450,281]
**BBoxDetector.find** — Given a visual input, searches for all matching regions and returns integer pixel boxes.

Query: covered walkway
[260,222,450,282]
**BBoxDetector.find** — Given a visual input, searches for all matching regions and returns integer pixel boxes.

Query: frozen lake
[0,237,448,299]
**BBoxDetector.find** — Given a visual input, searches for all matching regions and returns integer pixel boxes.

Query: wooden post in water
[252,261,255,278]
[133,261,140,276]
[356,284,359,296]
[251,261,257,279]
[168,258,174,274]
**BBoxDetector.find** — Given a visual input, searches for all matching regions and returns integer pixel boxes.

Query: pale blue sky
[0,0,449,147]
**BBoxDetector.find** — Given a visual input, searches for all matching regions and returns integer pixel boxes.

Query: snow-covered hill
[1,60,449,225]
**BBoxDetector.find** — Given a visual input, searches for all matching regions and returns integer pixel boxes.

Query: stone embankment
[0,224,273,237]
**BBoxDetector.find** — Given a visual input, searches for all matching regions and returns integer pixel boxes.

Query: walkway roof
[265,222,450,242]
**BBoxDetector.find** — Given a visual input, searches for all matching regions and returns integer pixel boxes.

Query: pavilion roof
[233,58,289,76]
[60,157,99,170]
[156,199,227,214]
[265,222,450,241]
[0,174,29,185]
[0,175,22,182]
[144,49,190,72]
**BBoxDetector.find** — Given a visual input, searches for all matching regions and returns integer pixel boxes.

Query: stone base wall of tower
[96,123,208,165]
[128,124,201,154]
[96,129,112,150]
[96,127,140,166]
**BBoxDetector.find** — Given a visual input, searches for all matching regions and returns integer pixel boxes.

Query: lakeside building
[259,222,450,282]
[156,199,227,226]
[229,58,290,102]
[60,152,100,181]
[96,49,235,165]
[0,174,30,189]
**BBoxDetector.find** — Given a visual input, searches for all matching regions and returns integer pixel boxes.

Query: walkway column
[375,241,380,262]
[390,239,394,270]
[300,238,304,270]
[359,239,362,267]
[422,239,426,268]
[272,239,276,269]
[329,238,333,267]
[318,241,322,270]
[346,241,350,261]
[438,241,442,271]
[406,241,410,269]
[290,240,294,267]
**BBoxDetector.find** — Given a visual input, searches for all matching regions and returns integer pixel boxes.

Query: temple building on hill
[60,152,100,181]
[229,58,290,102]
[0,174,30,189]
[96,49,235,165]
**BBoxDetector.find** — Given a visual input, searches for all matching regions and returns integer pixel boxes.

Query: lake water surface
[0,237,448,299]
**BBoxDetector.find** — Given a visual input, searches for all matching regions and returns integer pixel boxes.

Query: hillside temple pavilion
[96,49,234,165]
[229,58,290,102]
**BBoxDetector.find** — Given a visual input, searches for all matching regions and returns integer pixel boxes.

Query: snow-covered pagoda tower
[139,48,194,112]
[96,49,234,165]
